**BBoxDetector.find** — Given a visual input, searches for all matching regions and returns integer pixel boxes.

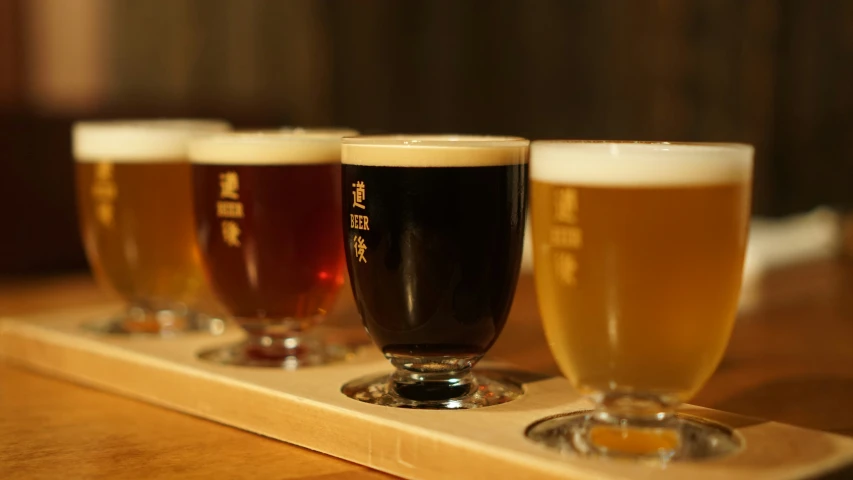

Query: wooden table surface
[2,260,852,479]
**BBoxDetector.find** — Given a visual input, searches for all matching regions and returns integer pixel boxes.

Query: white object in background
[740,207,841,311]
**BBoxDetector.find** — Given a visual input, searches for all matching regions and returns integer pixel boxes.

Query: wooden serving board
[1,307,852,480]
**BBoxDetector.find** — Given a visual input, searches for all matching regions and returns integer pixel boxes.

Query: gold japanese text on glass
[340,135,529,409]
[189,129,357,368]
[526,141,753,461]
[74,119,230,335]
[349,178,369,263]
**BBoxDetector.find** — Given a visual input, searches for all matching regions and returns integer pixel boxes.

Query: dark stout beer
[342,136,529,361]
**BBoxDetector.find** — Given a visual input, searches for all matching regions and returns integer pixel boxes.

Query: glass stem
[122,301,190,333]
[241,320,308,360]
[387,354,480,402]
[581,393,682,460]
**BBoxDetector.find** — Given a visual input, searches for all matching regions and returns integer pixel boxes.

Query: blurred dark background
[1,0,851,275]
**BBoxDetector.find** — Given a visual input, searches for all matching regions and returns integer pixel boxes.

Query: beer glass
[340,135,529,409]
[74,119,230,335]
[190,131,354,368]
[526,141,753,460]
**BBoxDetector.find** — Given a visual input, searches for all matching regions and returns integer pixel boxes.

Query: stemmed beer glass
[527,141,753,460]
[74,120,230,335]
[339,135,529,408]
[189,130,356,368]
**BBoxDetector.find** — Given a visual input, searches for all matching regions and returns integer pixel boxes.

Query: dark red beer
[191,133,346,331]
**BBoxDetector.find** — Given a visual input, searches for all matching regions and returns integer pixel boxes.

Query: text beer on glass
[340,135,529,408]
[190,130,356,368]
[526,141,753,460]
[73,120,230,335]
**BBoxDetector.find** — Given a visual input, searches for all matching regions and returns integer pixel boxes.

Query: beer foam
[278,127,359,137]
[74,120,230,162]
[189,131,352,165]
[530,141,753,186]
[342,135,529,167]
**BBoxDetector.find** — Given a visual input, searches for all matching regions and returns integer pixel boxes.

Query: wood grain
[2,263,853,479]
[0,363,388,480]
[0,276,390,480]
[2,297,853,478]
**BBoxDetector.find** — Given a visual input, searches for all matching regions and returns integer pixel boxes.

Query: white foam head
[342,135,529,167]
[530,141,753,186]
[73,119,231,163]
[189,131,354,165]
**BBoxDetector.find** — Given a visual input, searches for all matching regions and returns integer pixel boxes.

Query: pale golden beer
[74,120,230,333]
[531,142,752,403]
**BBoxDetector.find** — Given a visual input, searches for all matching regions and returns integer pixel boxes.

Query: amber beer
[531,142,753,402]
[74,120,230,333]
[190,131,352,367]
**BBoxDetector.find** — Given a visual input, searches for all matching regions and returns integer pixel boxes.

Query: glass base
[198,337,358,369]
[83,310,226,337]
[525,411,744,462]
[341,370,524,409]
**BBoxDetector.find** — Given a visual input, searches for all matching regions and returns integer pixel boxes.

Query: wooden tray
[1,306,852,480]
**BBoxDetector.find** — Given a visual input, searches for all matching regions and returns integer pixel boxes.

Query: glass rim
[194,130,353,146]
[277,126,359,136]
[342,134,530,148]
[532,140,753,152]
[73,118,230,132]
[73,118,231,162]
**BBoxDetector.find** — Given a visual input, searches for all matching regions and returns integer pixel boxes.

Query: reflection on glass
[527,141,753,460]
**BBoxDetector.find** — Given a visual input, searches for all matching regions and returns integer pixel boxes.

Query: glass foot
[525,411,744,462]
[341,370,524,409]
[83,311,227,337]
[198,337,358,369]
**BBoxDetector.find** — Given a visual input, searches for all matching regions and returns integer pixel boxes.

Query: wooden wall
[1,0,851,273]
